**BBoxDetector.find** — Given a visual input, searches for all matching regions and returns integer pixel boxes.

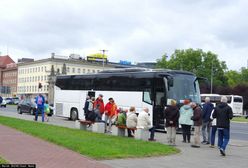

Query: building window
[72,68,75,73]
[41,76,43,81]
[92,70,95,73]
[77,68,80,73]
[41,67,43,72]
[67,67,70,73]
[83,69,85,73]
[87,69,90,73]
[38,67,40,72]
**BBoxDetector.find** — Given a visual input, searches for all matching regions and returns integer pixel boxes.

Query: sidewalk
[101,133,248,168]
[0,124,111,168]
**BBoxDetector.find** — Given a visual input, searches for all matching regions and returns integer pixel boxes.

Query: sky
[0,0,247,71]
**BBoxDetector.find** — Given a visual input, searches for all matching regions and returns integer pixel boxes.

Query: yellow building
[17,54,114,99]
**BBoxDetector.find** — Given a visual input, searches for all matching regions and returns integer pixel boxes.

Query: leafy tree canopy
[156,48,228,86]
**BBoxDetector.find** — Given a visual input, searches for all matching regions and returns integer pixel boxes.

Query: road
[0,105,247,141]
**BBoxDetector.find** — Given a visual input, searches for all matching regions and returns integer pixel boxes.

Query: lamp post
[99,49,108,69]
[210,60,213,94]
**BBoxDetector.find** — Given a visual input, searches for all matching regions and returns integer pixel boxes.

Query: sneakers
[209,145,215,148]
[191,145,200,148]
[220,148,226,156]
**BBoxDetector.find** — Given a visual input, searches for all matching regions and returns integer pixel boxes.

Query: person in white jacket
[137,107,156,141]
[210,108,217,148]
[126,106,137,137]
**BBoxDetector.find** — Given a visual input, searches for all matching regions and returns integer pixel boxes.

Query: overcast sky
[0,0,247,70]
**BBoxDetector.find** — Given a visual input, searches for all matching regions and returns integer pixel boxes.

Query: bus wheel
[70,108,78,121]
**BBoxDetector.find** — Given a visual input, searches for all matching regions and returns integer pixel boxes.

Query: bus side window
[143,90,152,104]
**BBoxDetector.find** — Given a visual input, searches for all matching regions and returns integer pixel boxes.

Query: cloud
[0,0,247,70]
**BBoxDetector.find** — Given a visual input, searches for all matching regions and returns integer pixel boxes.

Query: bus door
[153,79,166,129]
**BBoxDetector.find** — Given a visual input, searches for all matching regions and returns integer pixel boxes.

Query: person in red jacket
[94,94,105,121]
[104,98,117,133]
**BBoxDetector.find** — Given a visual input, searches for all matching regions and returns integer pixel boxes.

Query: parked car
[5,97,12,104]
[17,99,53,116]
[12,97,20,104]
[17,99,36,115]
[0,97,7,107]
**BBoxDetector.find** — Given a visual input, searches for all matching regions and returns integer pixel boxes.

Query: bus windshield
[167,74,201,104]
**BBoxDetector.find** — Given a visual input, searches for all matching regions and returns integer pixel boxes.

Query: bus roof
[56,68,196,80]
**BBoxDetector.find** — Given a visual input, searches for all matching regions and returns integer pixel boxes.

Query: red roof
[0,55,15,68]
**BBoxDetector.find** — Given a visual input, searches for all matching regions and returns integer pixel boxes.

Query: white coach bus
[54,68,202,129]
[223,95,243,116]
[201,94,243,116]
[200,94,221,107]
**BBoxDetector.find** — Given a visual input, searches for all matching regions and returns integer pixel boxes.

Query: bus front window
[167,74,201,104]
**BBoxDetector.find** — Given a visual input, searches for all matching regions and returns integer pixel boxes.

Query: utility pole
[99,49,108,69]
[210,60,213,94]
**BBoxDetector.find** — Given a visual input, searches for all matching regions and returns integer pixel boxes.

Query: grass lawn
[0,116,179,160]
[231,116,248,123]
[0,156,8,164]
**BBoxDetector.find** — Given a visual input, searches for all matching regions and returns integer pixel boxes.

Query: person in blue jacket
[34,94,45,122]
[202,97,214,144]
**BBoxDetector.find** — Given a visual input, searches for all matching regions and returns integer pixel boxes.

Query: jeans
[210,126,217,146]
[218,128,230,151]
[202,121,210,142]
[181,124,191,142]
[149,127,155,140]
[104,115,113,132]
[167,127,176,144]
[35,107,44,122]
[95,111,103,122]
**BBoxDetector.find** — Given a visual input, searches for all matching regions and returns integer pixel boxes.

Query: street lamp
[210,60,213,94]
[99,49,108,69]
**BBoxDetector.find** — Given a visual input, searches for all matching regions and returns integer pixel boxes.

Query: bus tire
[70,108,78,121]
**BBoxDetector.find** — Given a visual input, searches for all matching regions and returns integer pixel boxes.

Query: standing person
[190,102,203,148]
[126,106,138,137]
[94,94,105,121]
[210,109,217,148]
[137,107,156,141]
[202,97,214,144]
[104,98,117,133]
[213,96,233,156]
[44,100,50,122]
[83,96,90,118]
[164,99,179,146]
[86,97,96,122]
[179,99,193,143]
[0,96,2,105]
[34,94,45,122]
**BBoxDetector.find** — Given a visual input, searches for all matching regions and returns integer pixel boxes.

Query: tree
[156,48,228,87]
[225,70,241,87]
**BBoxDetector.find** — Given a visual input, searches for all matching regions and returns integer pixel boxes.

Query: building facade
[1,63,18,97]
[0,55,16,97]
[17,55,115,101]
